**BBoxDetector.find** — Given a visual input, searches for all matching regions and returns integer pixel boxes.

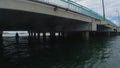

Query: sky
[72,0,120,25]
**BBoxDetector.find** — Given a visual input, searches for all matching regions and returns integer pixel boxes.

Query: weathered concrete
[0,8,98,32]
[0,0,117,32]
[0,0,94,23]
[0,0,119,46]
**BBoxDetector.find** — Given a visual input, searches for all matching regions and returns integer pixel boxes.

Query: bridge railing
[31,0,117,27]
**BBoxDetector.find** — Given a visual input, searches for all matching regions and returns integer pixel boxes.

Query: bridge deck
[31,0,117,27]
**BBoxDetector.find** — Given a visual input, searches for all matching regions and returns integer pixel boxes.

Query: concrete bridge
[0,0,119,41]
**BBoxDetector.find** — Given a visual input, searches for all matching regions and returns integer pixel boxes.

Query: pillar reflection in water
[0,31,114,68]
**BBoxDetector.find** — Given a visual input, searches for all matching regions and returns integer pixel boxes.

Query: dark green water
[0,36,120,68]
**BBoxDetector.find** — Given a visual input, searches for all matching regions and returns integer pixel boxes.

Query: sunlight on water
[1,35,120,68]
[3,31,28,36]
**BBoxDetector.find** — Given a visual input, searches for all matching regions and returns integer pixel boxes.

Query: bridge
[0,0,120,41]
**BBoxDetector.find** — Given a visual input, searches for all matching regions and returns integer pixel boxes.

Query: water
[0,35,120,68]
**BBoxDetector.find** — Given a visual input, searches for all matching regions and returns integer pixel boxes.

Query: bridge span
[0,0,120,42]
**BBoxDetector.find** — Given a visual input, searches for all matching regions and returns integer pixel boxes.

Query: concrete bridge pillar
[59,32,64,39]
[15,33,19,44]
[0,31,3,44]
[28,31,32,45]
[29,31,37,43]
[37,32,40,39]
[89,19,97,31]
[33,32,37,40]
[60,31,90,40]
[116,32,120,35]
[95,32,113,36]
[43,32,46,41]
[103,32,111,36]
[82,31,90,40]
[90,31,96,37]
[114,32,119,35]
[0,31,3,55]
[29,32,33,39]
[30,32,34,39]
[28,31,41,44]
[107,32,111,36]
[49,32,56,48]
[50,32,55,41]
[58,32,62,40]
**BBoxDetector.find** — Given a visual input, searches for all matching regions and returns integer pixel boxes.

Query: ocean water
[0,33,120,68]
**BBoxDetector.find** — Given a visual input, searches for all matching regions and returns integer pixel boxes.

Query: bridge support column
[58,32,62,40]
[33,32,37,40]
[43,32,46,42]
[50,32,55,41]
[62,31,90,40]
[113,32,118,36]
[107,32,111,36]
[28,31,32,45]
[28,31,32,40]
[82,31,89,40]
[60,32,64,39]
[49,32,56,48]
[90,31,96,37]
[102,32,111,36]
[37,32,40,39]
[116,32,119,35]
[0,31,3,55]
[96,32,113,36]
[15,33,19,44]
[29,32,34,39]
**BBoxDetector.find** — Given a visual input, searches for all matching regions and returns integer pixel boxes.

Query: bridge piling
[107,32,111,36]
[43,32,46,42]
[33,32,37,40]
[82,31,90,40]
[61,31,90,40]
[94,32,118,37]
[0,31,3,55]
[89,31,96,38]
[49,32,56,48]
[50,32,55,41]
[30,32,34,40]
[28,31,32,40]
[15,33,19,44]
[37,32,40,39]
[58,32,62,40]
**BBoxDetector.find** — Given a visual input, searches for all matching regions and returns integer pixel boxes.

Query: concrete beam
[97,25,114,32]
[0,0,116,32]
[0,0,94,23]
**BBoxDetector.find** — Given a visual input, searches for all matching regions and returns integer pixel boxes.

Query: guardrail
[31,0,117,27]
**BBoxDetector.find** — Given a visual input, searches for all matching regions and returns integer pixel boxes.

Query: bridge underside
[97,25,115,32]
[0,9,91,32]
[0,8,119,43]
